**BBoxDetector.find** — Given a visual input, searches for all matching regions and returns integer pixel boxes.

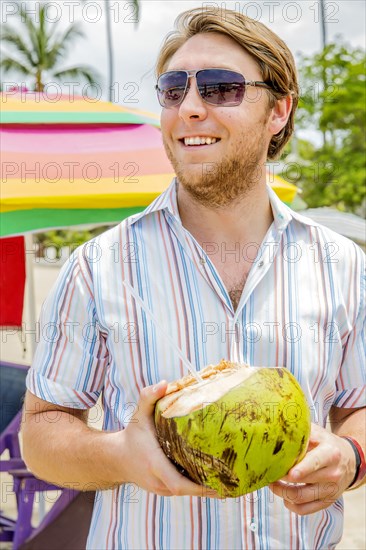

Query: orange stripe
[145,492,150,549]
[54,265,79,381]
[158,214,185,378]
[289,509,293,549]
[242,497,249,548]
[2,149,173,179]
[308,226,323,399]
[106,486,118,547]
[190,497,194,549]
[274,259,280,366]
[119,224,141,395]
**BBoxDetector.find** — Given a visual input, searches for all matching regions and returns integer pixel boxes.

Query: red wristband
[342,436,366,489]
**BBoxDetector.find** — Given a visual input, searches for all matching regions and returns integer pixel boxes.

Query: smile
[179,137,221,146]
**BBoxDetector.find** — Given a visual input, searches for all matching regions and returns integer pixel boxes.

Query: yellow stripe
[1,172,297,212]
[1,94,160,119]
[1,174,174,212]
[3,98,128,113]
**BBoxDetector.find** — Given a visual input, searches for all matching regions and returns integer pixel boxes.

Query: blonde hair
[155,7,299,159]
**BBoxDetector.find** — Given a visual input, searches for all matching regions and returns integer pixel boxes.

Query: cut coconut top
[159,360,255,418]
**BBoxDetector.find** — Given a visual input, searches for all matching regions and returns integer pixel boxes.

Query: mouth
[178,137,221,148]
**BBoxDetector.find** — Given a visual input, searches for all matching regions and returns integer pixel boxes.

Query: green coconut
[154,360,311,497]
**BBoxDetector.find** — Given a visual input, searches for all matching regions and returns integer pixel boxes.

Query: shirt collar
[266,183,293,232]
[128,176,294,232]
[127,177,179,226]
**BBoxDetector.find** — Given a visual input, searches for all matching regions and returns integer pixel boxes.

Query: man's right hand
[112,380,219,498]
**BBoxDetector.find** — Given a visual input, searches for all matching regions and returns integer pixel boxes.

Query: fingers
[284,497,334,515]
[137,380,168,419]
[282,467,339,485]
[285,445,341,484]
[269,426,356,515]
[130,381,223,498]
[271,480,339,503]
[270,480,340,515]
[151,448,217,498]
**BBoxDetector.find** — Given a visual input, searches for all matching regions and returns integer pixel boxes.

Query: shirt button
[250,521,257,532]
[258,261,264,268]
[200,258,206,265]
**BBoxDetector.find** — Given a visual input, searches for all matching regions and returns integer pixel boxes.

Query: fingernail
[292,469,300,480]
[153,381,165,392]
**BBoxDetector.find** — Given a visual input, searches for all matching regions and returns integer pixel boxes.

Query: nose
[178,75,208,121]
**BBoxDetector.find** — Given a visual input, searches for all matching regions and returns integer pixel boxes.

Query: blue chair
[0,361,94,549]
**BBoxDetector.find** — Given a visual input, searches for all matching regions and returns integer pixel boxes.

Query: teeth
[184,136,217,146]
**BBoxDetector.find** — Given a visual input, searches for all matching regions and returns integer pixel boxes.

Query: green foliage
[288,41,366,212]
[35,227,110,259]
[0,0,100,91]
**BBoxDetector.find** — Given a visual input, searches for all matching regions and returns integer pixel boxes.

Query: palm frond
[1,26,36,66]
[52,66,100,87]
[2,1,102,93]
[0,56,34,77]
[38,3,49,63]
[58,23,85,46]
[133,0,140,29]
[47,24,85,68]
[19,3,40,55]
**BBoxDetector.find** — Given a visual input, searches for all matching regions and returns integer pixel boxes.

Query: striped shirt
[27,178,366,549]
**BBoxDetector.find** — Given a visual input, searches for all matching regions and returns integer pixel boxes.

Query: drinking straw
[122,280,203,382]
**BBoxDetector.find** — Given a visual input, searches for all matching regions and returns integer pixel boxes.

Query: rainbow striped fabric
[26,179,365,549]
[0,92,173,236]
[1,92,297,237]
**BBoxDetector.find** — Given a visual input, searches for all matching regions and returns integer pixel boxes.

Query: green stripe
[1,202,292,236]
[0,207,145,236]
[1,111,160,127]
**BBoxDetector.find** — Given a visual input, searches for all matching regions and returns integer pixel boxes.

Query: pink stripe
[1,125,163,153]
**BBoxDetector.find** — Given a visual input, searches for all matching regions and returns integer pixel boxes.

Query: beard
[163,118,270,209]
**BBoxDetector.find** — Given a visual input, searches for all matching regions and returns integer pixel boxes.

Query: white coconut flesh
[160,361,256,418]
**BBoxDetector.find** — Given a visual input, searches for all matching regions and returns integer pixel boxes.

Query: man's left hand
[269,423,356,515]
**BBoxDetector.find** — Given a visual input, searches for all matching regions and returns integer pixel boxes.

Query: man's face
[160,32,276,208]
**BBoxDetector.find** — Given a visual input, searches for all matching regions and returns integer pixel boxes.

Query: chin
[176,169,204,189]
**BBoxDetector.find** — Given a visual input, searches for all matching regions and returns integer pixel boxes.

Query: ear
[268,95,293,135]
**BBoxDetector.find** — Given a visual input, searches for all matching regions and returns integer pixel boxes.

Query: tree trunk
[105,0,114,102]
[36,70,44,92]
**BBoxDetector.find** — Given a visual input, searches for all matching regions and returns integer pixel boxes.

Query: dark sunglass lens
[157,71,187,107]
[197,69,245,106]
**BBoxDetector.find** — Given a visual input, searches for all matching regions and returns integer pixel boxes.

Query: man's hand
[112,380,219,498]
[269,423,356,515]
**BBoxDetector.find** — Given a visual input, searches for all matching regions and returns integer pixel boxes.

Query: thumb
[137,380,168,419]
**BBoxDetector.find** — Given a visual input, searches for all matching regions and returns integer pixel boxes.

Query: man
[22,7,365,549]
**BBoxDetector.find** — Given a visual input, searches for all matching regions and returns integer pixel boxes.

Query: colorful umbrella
[0,92,297,237]
[1,90,160,126]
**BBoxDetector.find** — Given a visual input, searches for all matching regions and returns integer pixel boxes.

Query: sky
[1,0,365,116]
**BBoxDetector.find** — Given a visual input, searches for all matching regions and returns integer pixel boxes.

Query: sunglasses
[155,68,273,108]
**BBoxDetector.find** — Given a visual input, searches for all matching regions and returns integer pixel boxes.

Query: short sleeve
[334,247,366,408]
[26,245,109,409]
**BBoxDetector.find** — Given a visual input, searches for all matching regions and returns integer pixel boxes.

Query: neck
[177,180,274,247]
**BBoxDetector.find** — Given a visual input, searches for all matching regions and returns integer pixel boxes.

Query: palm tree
[0,1,99,92]
[104,0,140,102]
